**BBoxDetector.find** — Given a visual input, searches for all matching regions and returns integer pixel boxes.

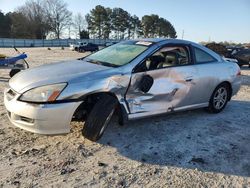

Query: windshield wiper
[97,61,119,67]
[84,58,119,67]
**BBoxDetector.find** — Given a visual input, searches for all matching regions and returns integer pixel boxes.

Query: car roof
[129,38,222,61]
[133,38,193,45]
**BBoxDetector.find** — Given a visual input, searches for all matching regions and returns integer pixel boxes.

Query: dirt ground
[0,47,249,187]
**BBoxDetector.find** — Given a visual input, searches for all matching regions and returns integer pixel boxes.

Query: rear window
[194,47,216,63]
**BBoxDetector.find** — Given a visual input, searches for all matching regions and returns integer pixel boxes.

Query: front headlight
[19,83,67,102]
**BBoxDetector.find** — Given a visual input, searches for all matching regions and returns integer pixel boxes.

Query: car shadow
[99,100,250,177]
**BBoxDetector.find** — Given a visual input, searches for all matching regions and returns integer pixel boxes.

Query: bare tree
[73,13,86,39]
[16,0,50,39]
[44,0,72,39]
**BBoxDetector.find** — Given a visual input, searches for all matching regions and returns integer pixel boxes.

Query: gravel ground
[0,47,249,187]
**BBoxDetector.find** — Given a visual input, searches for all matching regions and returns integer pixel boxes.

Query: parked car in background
[69,42,87,51]
[206,43,249,68]
[4,39,241,141]
[226,46,243,57]
[231,49,250,67]
[78,43,99,52]
[223,57,238,63]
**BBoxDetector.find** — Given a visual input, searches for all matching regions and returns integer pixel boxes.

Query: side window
[194,47,215,63]
[136,46,190,72]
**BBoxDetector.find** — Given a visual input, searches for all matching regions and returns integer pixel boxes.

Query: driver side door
[125,44,199,118]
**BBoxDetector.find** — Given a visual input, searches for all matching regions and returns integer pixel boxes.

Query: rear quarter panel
[194,61,240,103]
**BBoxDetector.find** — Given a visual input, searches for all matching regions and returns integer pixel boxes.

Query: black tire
[9,69,21,77]
[207,83,230,113]
[82,94,118,141]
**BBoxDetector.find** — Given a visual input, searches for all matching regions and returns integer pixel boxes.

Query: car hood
[9,59,112,93]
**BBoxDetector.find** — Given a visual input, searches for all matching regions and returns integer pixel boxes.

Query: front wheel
[82,94,118,141]
[207,84,229,113]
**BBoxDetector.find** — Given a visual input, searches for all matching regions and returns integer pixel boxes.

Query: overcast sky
[0,0,249,43]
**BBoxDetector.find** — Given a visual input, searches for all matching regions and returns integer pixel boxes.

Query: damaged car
[4,39,241,141]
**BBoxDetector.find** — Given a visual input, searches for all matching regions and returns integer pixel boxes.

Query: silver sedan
[4,39,241,141]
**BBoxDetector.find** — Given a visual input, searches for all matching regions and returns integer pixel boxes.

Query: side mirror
[138,75,154,93]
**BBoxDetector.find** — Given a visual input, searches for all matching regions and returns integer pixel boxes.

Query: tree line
[0,0,177,40]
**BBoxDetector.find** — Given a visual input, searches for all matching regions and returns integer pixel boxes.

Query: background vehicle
[4,39,241,142]
[231,49,250,67]
[69,42,87,51]
[206,43,249,67]
[78,43,99,52]
[226,46,243,57]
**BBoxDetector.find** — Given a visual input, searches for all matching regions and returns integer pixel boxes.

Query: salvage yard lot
[0,47,249,187]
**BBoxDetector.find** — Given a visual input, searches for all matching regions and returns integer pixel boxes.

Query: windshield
[84,42,150,67]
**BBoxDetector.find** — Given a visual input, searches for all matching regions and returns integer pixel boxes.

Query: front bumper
[4,88,81,134]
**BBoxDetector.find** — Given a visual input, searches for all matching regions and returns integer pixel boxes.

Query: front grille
[19,116,34,123]
[8,111,34,124]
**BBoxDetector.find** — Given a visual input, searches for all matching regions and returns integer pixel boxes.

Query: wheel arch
[215,81,233,101]
[72,91,128,124]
